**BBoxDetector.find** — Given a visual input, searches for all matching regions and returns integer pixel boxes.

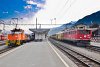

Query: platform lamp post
[36,17,38,30]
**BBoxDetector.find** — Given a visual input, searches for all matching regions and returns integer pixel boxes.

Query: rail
[49,38,100,67]
[0,47,15,54]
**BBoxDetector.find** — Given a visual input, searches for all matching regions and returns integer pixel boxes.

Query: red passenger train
[50,28,92,46]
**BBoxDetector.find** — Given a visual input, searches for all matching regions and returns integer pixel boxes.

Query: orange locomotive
[6,28,27,47]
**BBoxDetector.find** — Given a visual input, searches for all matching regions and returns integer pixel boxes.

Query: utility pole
[54,18,56,24]
[36,17,37,29]
[50,19,53,24]
[39,24,41,29]
[3,23,5,31]
[12,18,18,28]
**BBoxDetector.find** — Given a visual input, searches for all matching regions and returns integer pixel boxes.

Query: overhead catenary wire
[50,0,70,24]
[57,0,77,21]
[55,0,70,18]
[62,0,77,18]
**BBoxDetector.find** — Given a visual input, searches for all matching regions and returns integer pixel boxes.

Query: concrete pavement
[0,40,78,67]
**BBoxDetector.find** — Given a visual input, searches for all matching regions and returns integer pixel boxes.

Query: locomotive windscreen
[79,30,90,34]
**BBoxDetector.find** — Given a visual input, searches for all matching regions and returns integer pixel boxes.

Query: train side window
[79,30,90,34]
[71,31,72,34]
[75,31,76,34]
[73,31,75,34]
[66,32,67,34]
[69,32,71,34]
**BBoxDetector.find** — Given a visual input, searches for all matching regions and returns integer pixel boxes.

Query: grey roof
[29,29,50,34]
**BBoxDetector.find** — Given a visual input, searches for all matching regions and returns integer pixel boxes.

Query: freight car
[6,28,27,47]
[50,28,92,47]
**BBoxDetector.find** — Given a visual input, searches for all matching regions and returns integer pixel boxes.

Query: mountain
[75,11,100,25]
[61,21,76,29]
[48,11,100,35]
[48,21,76,36]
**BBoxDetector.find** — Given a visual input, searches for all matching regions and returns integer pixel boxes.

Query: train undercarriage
[6,40,24,47]
[54,38,91,47]
[74,40,90,47]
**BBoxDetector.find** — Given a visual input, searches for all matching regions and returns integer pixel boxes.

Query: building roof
[29,29,50,34]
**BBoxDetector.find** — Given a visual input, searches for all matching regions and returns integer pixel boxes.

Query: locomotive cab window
[79,30,90,34]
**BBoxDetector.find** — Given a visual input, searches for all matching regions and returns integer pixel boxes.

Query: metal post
[12,18,18,28]
[3,23,5,31]
[36,18,37,29]
[50,19,53,24]
[39,24,41,29]
[54,18,56,24]
[16,18,18,28]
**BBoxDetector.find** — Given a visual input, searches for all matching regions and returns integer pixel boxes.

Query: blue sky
[0,0,45,19]
[0,0,100,29]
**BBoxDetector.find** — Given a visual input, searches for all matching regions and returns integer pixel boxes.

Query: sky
[0,0,45,19]
[35,0,100,24]
[0,0,100,29]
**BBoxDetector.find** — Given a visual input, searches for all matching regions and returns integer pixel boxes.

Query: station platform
[90,42,100,47]
[0,40,78,67]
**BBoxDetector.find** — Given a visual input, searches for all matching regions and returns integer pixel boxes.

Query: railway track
[49,38,100,67]
[51,38,100,54]
[85,46,100,54]
[0,47,15,54]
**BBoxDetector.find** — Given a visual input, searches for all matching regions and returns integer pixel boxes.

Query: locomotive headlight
[84,35,86,38]
[80,37,82,38]
[87,35,90,36]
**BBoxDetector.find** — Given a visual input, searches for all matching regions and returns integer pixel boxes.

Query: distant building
[29,29,50,41]
[91,28,100,43]
[92,28,100,37]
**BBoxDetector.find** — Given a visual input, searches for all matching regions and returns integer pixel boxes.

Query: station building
[29,29,50,41]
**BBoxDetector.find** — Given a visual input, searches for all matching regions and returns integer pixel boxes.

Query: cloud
[24,0,45,17]
[24,5,32,9]
[26,0,45,8]
[37,3,44,8]
[26,0,37,5]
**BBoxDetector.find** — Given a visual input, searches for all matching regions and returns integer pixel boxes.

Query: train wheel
[8,43,16,47]
[8,44,12,48]
[20,41,23,45]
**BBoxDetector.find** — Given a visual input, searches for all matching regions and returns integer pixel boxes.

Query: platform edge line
[47,40,69,67]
